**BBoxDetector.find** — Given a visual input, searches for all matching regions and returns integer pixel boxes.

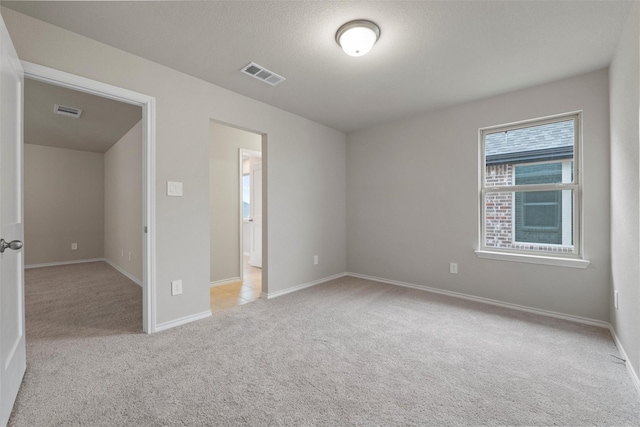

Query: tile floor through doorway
[210,255,262,313]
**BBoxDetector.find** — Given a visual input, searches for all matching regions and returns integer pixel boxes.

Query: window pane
[242,174,250,218]
[515,163,563,185]
[516,190,561,242]
[522,190,559,204]
[484,190,574,253]
[523,204,558,228]
[485,120,574,186]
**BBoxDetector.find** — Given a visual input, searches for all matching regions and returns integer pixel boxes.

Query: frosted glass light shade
[336,20,380,57]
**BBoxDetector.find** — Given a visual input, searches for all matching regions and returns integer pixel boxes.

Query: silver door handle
[0,239,23,253]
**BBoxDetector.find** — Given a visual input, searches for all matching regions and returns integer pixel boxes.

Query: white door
[0,13,25,427]
[248,160,262,268]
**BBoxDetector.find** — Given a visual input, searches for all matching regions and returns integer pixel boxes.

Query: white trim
[104,258,142,287]
[210,277,241,287]
[22,61,157,334]
[609,326,640,396]
[475,250,590,268]
[238,150,244,283]
[242,148,263,273]
[25,258,105,269]
[155,310,212,333]
[346,272,608,328]
[561,161,573,246]
[264,272,347,299]
[237,149,262,284]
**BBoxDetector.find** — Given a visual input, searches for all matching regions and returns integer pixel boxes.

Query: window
[480,113,580,257]
[242,174,250,219]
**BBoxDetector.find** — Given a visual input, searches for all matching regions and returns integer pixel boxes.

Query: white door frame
[239,148,261,281]
[21,61,157,334]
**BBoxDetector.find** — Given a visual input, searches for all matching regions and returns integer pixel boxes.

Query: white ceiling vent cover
[241,62,285,86]
[54,104,82,118]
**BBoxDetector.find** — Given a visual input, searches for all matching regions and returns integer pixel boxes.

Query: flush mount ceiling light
[335,20,380,57]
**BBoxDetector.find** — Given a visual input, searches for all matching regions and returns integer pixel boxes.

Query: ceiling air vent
[54,104,82,118]
[241,62,285,86]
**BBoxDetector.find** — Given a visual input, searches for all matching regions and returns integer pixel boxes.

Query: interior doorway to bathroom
[209,121,264,312]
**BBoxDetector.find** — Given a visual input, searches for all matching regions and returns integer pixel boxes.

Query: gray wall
[2,7,348,325]
[347,69,611,322]
[104,120,143,283]
[209,122,261,283]
[609,2,639,379]
[24,144,104,265]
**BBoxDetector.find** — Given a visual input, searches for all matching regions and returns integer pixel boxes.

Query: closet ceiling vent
[241,62,286,86]
[54,104,82,118]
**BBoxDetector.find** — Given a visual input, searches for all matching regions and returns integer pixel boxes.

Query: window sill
[475,250,590,269]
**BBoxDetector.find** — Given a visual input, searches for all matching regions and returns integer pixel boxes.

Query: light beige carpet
[9,262,640,426]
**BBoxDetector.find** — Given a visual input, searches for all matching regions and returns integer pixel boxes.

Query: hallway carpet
[9,263,640,426]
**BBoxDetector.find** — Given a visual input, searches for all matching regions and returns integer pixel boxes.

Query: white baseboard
[346,272,610,329]
[264,272,347,299]
[210,277,241,287]
[609,326,640,396]
[25,258,105,269]
[155,310,212,333]
[104,258,142,287]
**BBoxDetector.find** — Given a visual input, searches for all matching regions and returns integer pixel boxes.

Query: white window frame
[476,112,589,269]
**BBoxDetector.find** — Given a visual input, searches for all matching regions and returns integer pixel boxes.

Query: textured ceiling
[6,1,634,133]
[25,79,142,153]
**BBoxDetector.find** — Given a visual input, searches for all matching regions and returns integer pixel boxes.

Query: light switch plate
[167,181,183,197]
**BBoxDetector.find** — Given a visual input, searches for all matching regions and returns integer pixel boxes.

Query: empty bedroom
[1,1,639,426]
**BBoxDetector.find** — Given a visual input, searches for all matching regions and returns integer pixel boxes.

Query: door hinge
[144,226,148,234]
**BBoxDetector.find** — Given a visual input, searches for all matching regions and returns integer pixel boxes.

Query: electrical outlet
[450,262,458,274]
[614,290,619,309]
[171,280,183,296]
[314,255,319,265]
[71,243,77,250]
[167,181,183,197]
[121,248,124,257]
[128,252,132,261]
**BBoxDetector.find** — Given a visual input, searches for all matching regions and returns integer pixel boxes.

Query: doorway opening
[22,61,156,333]
[23,76,144,334]
[209,121,265,312]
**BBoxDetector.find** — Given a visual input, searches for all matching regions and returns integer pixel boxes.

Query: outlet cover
[450,262,458,274]
[71,243,78,250]
[167,181,183,197]
[171,280,183,296]
[614,290,619,309]
[314,255,318,265]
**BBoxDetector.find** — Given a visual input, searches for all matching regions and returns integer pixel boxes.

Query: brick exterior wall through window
[484,164,513,248]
